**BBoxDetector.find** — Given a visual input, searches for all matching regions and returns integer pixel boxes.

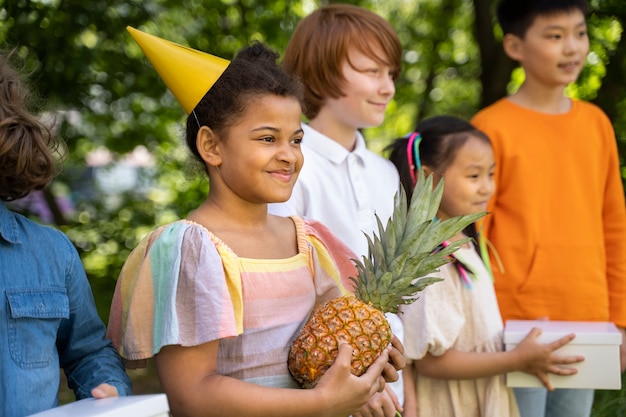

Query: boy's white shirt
[269,123,404,404]
[269,124,400,256]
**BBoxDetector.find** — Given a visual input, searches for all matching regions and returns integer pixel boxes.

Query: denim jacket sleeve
[56,244,132,398]
[2,203,132,416]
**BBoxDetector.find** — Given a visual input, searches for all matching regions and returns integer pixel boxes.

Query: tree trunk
[592,20,626,122]
[472,0,517,109]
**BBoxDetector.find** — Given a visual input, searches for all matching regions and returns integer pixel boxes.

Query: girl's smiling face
[206,94,304,204]
[436,135,495,221]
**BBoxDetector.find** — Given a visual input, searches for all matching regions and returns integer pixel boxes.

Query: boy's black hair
[497,0,589,37]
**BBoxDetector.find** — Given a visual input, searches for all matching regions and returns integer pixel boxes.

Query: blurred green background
[1,0,625,413]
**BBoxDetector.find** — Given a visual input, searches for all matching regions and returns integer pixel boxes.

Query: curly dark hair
[185,42,304,164]
[0,50,62,201]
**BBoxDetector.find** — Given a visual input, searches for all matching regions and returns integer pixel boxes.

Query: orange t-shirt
[472,98,626,327]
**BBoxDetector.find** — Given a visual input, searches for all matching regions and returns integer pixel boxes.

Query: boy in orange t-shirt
[472,1,626,417]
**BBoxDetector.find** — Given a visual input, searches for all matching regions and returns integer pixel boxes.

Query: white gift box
[27,394,169,417]
[504,320,622,390]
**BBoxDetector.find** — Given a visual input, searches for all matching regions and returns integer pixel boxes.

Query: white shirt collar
[301,124,368,164]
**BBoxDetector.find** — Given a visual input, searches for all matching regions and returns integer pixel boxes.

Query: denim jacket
[0,202,131,416]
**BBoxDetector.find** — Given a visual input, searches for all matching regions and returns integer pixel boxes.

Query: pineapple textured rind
[288,171,486,387]
[288,296,391,388]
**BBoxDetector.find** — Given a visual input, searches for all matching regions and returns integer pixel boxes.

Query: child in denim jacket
[0,50,130,417]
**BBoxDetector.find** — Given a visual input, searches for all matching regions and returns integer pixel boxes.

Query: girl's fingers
[335,342,354,367]
[365,349,390,382]
[550,365,578,376]
[377,376,386,393]
[548,333,576,350]
[552,354,585,365]
[390,334,404,355]
[537,374,554,391]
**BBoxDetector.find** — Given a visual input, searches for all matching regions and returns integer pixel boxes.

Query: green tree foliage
[1,1,625,409]
[0,0,313,316]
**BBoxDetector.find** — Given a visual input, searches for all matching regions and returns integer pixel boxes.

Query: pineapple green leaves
[351,172,486,314]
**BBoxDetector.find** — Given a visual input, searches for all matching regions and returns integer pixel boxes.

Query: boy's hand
[382,334,406,382]
[352,385,402,417]
[91,383,119,398]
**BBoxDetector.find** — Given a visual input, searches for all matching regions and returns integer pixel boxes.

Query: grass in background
[592,373,626,417]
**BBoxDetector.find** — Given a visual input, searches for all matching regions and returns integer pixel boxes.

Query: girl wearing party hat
[107,28,402,417]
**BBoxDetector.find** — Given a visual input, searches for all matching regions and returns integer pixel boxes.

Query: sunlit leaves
[1,0,624,318]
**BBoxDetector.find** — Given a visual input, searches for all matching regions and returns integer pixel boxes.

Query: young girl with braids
[107,29,403,417]
[387,115,583,417]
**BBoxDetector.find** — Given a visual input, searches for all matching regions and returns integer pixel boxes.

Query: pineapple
[288,172,485,388]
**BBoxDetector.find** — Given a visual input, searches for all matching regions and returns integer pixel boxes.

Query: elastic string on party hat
[406,131,422,186]
[192,109,201,129]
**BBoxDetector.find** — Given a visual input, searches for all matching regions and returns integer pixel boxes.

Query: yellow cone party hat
[127,26,230,115]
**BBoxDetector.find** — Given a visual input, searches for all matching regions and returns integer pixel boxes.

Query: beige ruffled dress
[400,243,520,417]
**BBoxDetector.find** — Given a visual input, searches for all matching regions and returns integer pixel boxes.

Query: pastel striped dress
[107,216,356,388]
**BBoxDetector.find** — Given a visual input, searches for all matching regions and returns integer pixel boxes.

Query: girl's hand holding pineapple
[314,343,391,416]
[350,335,406,417]
[288,174,483,389]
